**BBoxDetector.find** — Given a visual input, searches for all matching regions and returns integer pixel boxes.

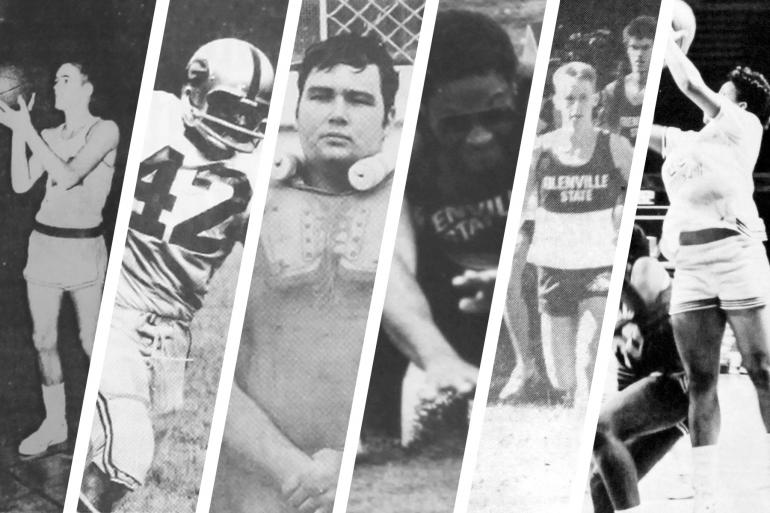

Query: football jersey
[528,130,625,269]
[661,99,765,259]
[116,91,258,320]
[35,118,116,229]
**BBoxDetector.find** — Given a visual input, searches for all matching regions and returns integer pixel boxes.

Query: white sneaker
[18,420,68,458]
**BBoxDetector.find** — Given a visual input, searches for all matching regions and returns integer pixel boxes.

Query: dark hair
[628,224,650,265]
[297,33,398,118]
[623,16,657,45]
[727,66,770,128]
[422,9,518,102]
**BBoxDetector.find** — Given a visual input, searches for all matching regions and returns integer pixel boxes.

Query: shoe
[18,420,68,459]
[499,368,554,404]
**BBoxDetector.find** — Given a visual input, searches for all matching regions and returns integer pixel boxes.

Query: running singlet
[35,119,116,229]
[600,77,642,143]
[661,99,765,259]
[528,131,624,269]
[117,91,256,320]
[615,279,681,389]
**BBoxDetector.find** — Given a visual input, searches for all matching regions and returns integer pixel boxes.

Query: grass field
[115,247,241,513]
[345,2,546,512]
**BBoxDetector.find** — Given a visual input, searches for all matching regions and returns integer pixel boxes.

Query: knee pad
[91,394,155,489]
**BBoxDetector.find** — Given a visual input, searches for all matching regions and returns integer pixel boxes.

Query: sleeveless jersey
[615,279,681,389]
[35,119,116,229]
[528,131,624,269]
[601,77,642,143]
[116,91,256,320]
[660,100,765,259]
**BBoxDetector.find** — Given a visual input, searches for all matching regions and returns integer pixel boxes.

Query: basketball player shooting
[648,13,770,512]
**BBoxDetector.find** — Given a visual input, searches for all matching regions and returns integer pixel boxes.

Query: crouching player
[590,226,689,513]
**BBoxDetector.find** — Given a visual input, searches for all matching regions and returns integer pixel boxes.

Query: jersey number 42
[130,146,252,254]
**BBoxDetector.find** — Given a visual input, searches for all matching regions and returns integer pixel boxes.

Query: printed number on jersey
[130,146,251,254]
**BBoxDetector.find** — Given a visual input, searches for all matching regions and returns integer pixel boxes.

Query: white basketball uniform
[661,99,770,314]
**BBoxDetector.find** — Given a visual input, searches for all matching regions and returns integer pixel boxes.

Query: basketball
[671,0,696,54]
[0,65,31,108]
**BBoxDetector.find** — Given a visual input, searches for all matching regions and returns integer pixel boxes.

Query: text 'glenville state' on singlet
[35,119,116,229]
[528,130,623,270]
[117,91,256,321]
[615,279,681,389]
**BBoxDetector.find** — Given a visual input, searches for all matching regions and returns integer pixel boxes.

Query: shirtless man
[524,62,632,405]
[212,34,399,513]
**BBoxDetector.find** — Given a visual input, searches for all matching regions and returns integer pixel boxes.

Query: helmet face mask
[181,38,274,154]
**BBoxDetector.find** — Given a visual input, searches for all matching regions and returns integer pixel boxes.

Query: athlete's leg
[593,373,689,510]
[726,307,770,432]
[501,247,549,400]
[591,428,684,513]
[580,295,607,390]
[71,282,104,357]
[20,282,67,457]
[540,312,578,397]
[27,282,64,385]
[672,307,725,512]
[672,308,725,445]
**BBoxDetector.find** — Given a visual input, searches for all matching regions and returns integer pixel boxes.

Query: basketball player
[0,61,118,459]
[648,32,770,512]
[212,34,398,513]
[599,16,656,144]
[590,226,689,513]
[76,38,274,512]
[525,62,632,406]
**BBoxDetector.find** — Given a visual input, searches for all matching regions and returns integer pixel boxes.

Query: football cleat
[181,38,274,153]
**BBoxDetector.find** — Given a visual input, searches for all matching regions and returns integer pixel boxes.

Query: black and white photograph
[71,1,288,512]
[0,1,154,511]
[589,1,770,511]
[466,1,662,512]
[210,1,425,513]
[347,2,541,512]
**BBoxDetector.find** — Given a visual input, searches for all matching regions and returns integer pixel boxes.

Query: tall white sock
[692,445,719,511]
[42,383,66,424]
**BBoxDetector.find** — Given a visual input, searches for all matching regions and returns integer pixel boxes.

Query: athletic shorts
[90,306,191,488]
[670,235,770,315]
[537,266,612,316]
[24,230,107,290]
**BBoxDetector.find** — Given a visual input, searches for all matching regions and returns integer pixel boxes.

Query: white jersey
[661,99,765,259]
[117,91,259,320]
[35,119,117,229]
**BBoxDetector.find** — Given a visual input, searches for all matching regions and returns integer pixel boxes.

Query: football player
[212,33,398,513]
[77,38,274,513]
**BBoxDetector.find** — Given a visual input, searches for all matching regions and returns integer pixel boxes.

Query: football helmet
[181,38,274,153]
